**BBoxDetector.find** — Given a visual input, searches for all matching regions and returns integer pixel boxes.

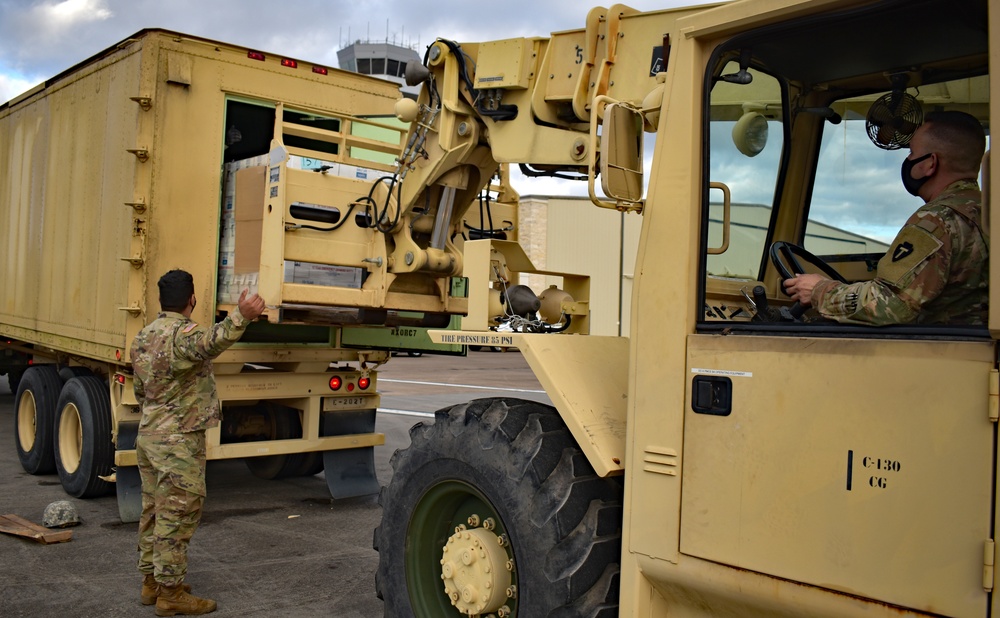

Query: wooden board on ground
[0,514,73,544]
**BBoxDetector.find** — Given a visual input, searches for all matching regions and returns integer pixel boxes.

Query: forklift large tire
[374,398,622,618]
[14,365,63,474]
[53,376,115,497]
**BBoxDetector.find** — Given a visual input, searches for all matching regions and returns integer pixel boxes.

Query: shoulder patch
[182,323,198,333]
[877,225,943,286]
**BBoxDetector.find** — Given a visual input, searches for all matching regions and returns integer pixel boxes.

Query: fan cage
[865,91,924,150]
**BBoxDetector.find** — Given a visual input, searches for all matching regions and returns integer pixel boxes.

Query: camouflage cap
[41,500,81,528]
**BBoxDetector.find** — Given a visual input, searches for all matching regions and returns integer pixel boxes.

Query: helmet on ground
[42,500,81,528]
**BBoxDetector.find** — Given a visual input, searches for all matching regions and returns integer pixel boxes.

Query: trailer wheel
[53,376,114,497]
[245,403,301,480]
[374,398,622,618]
[290,451,324,477]
[14,365,63,474]
[248,452,321,480]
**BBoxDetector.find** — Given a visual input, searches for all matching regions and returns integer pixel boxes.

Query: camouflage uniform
[812,179,988,325]
[131,308,250,586]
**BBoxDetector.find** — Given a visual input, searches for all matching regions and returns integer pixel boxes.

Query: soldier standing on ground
[131,269,265,616]
[784,110,988,325]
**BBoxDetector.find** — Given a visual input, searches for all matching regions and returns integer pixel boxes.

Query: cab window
[698,0,989,335]
[706,63,784,283]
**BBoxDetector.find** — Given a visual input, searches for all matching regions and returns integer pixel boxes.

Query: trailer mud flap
[321,409,379,498]
[116,421,142,523]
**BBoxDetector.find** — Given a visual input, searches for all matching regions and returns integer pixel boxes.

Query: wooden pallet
[0,514,73,544]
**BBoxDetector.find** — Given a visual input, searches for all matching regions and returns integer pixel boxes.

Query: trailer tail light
[281,58,297,69]
[115,374,126,385]
[347,382,355,392]
[329,376,342,391]
[358,377,371,390]
[312,66,328,75]
[248,51,265,61]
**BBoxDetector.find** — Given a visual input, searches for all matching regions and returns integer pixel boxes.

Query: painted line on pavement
[379,378,545,394]
[378,407,435,418]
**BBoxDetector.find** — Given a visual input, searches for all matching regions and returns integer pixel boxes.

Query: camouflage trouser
[136,430,207,586]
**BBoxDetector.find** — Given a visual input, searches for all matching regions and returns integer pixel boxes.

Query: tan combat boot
[141,574,191,605]
[154,582,217,616]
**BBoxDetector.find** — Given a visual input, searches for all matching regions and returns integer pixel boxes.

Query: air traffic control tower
[337,39,421,98]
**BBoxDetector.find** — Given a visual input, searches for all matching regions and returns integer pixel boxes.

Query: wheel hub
[58,403,83,474]
[440,525,511,615]
[17,391,38,449]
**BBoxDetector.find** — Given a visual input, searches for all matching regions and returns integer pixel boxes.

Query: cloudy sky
[0,0,930,245]
[0,0,711,103]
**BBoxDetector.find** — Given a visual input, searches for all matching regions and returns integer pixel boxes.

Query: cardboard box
[234,166,265,222]
[234,166,265,274]
[217,156,268,305]
[217,265,235,304]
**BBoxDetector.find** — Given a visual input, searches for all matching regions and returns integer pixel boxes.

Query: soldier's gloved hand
[237,288,266,321]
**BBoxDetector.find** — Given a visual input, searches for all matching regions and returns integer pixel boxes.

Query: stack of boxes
[216,155,366,306]
[217,155,267,304]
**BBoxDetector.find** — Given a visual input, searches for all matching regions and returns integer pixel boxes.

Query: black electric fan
[865,84,923,150]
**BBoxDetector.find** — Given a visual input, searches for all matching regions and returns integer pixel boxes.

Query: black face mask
[900,152,933,197]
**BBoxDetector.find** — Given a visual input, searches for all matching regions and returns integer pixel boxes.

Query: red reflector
[358,377,371,390]
[281,58,298,69]
[329,376,342,390]
[116,349,122,361]
[248,51,265,61]
[116,375,126,385]
[347,382,355,392]
[312,66,328,75]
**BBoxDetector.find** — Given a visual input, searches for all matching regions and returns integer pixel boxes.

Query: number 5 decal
[575,45,583,64]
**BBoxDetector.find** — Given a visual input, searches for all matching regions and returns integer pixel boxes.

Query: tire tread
[54,376,114,497]
[14,365,63,474]
[375,397,622,617]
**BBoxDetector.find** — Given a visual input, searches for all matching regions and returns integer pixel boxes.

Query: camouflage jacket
[130,308,249,435]
[812,180,989,325]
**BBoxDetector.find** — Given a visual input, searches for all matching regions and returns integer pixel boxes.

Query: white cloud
[44,0,113,22]
[0,74,42,104]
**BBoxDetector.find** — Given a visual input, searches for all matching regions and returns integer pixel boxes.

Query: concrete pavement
[0,349,544,617]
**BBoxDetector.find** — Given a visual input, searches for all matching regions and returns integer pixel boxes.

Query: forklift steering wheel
[769,241,847,294]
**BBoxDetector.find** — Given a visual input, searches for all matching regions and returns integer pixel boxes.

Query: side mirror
[600,103,645,203]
